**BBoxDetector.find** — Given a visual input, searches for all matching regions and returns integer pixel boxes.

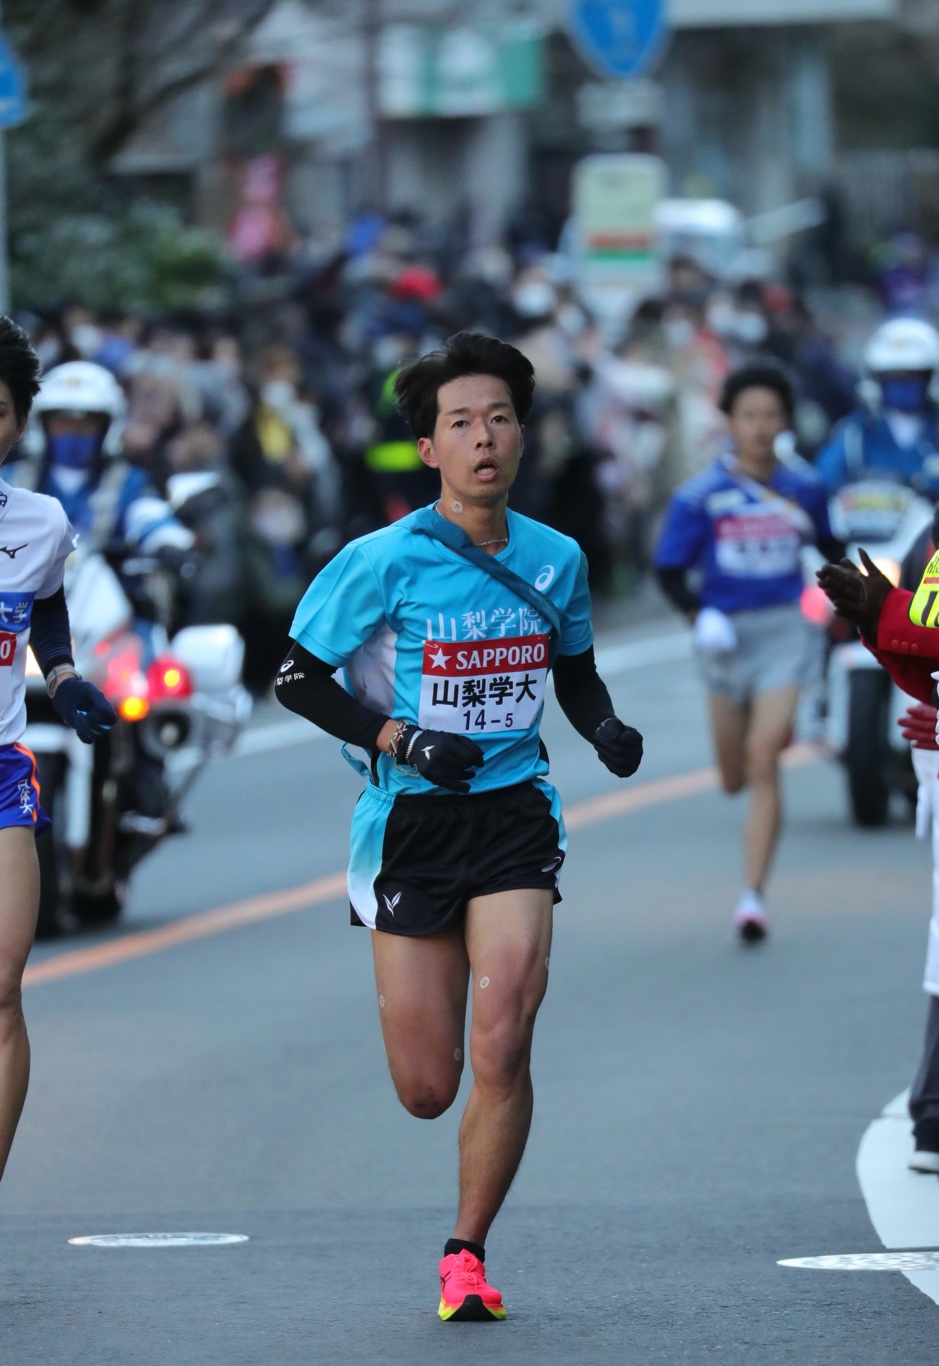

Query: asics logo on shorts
[382,892,402,915]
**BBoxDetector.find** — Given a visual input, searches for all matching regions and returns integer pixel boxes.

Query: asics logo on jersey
[534,565,555,591]
[382,892,402,914]
[0,545,27,559]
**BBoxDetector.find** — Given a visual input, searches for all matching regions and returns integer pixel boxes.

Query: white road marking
[228,628,692,761]
[856,1090,939,1306]
[594,630,691,676]
[69,1232,249,1248]
[781,1253,939,1271]
[230,717,327,758]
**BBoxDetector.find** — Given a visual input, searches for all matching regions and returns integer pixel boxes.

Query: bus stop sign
[568,0,667,81]
[0,34,27,129]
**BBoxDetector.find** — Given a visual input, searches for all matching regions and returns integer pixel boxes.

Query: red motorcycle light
[102,648,148,704]
[800,584,834,628]
[147,656,193,702]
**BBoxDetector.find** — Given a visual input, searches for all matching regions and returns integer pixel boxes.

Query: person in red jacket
[819,548,939,1171]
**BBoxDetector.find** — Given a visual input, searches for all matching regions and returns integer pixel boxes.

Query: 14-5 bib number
[418,633,548,735]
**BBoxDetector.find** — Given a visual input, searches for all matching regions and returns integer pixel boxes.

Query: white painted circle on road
[780,1252,939,1271]
[69,1233,249,1249]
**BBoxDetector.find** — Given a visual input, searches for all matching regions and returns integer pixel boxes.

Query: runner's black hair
[720,364,795,422]
[394,331,535,439]
[0,316,41,422]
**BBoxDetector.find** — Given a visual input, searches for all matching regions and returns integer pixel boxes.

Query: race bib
[0,633,16,667]
[910,549,939,628]
[714,512,801,578]
[418,634,548,736]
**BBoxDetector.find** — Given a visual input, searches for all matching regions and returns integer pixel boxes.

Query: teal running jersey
[290,505,594,795]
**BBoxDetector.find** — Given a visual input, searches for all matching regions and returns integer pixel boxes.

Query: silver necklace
[434,501,509,549]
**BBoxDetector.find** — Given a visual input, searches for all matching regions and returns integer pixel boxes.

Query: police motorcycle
[809,319,939,825]
[15,362,251,936]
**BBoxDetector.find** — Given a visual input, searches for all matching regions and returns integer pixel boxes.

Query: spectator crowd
[12,211,865,691]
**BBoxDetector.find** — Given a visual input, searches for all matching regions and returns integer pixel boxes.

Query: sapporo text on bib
[418,634,548,735]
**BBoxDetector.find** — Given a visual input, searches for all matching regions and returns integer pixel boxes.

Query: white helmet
[33,361,126,421]
[864,318,939,374]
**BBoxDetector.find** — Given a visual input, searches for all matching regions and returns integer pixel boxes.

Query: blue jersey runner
[654,452,831,615]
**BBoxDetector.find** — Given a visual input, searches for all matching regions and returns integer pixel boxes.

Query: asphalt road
[5,623,939,1364]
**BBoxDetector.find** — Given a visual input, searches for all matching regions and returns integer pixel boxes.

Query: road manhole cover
[69,1232,249,1249]
[780,1252,939,1271]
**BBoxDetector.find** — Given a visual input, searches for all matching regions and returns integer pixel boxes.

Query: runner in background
[654,365,839,942]
[0,319,115,1183]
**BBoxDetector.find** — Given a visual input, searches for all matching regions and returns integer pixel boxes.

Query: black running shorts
[348,779,566,935]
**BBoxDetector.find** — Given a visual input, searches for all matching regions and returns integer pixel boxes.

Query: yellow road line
[23,744,822,990]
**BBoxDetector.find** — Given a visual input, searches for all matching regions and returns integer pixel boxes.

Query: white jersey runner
[0,477,76,747]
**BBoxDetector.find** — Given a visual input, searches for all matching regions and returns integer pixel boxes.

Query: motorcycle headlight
[869,557,902,586]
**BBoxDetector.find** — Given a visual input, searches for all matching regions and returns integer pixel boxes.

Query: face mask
[512,282,557,319]
[556,303,586,337]
[70,324,104,359]
[706,302,738,337]
[880,375,931,413]
[733,311,769,344]
[48,431,100,471]
[372,336,411,372]
[261,380,296,409]
[664,318,695,349]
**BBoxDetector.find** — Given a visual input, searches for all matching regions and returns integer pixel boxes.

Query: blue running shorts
[0,743,50,834]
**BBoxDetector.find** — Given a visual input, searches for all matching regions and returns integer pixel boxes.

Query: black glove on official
[593,717,643,778]
[51,678,117,745]
[394,724,484,794]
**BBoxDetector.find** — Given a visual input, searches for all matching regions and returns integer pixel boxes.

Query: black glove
[51,678,117,745]
[817,548,893,641]
[593,717,643,778]
[394,724,484,794]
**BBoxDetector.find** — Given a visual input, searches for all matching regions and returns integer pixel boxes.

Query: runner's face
[726,386,788,469]
[0,382,26,467]
[419,374,523,505]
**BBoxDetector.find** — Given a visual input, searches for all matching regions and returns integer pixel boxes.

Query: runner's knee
[395,1072,461,1119]
[470,1015,536,1091]
[746,737,782,786]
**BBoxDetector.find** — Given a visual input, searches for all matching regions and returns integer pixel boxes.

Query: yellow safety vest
[909,549,939,627]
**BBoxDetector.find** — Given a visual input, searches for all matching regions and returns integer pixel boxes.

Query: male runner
[276,331,643,1321]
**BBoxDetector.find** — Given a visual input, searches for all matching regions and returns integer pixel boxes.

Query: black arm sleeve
[552,646,616,742]
[30,587,74,675]
[818,535,846,564]
[655,565,700,616]
[274,642,389,750]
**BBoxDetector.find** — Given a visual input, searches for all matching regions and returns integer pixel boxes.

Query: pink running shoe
[438,1249,506,1321]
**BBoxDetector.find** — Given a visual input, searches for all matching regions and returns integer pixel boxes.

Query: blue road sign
[0,33,27,130]
[568,0,667,81]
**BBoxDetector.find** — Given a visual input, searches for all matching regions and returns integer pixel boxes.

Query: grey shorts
[696,602,819,704]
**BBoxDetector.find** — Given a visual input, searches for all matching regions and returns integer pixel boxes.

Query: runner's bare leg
[453,889,552,1245]
[743,685,800,893]
[708,692,749,794]
[0,827,38,1177]
[371,924,469,1119]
